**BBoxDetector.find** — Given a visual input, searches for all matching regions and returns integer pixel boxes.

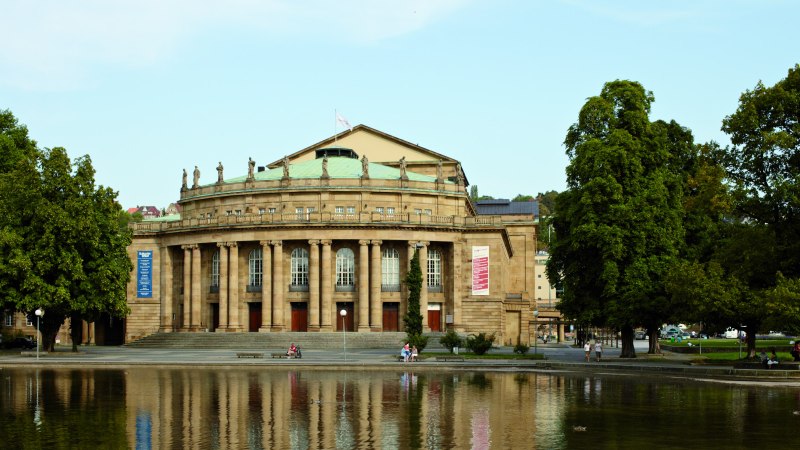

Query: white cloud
[0,0,471,90]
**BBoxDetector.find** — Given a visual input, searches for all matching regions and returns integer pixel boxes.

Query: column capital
[358,239,371,246]
[227,241,238,248]
[308,239,320,245]
[270,240,282,247]
[217,242,226,248]
[371,240,382,246]
[408,241,428,248]
[182,244,199,250]
[321,239,332,246]
[259,240,271,246]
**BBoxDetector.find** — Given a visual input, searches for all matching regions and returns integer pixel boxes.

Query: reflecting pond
[2,367,799,449]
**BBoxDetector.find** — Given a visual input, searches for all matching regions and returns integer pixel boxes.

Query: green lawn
[659,338,793,348]
[420,351,545,360]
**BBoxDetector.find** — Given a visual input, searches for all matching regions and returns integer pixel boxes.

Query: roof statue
[181,168,188,191]
[361,155,369,179]
[247,157,255,180]
[399,156,408,180]
[321,155,329,178]
[436,159,443,182]
[455,163,465,185]
[192,165,200,189]
[283,155,290,178]
[217,161,224,184]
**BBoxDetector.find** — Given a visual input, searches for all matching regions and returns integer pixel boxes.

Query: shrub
[465,332,495,355]
[440,329,464,353]
[404,333,429,353]
[513,343,530,354]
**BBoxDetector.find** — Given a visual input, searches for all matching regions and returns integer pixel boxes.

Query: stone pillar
[419,242,429,332]
[309,240,320,331]
[160,245,174,332]
[370,240,382,331]
[320,240,332,331]
[260,241,272,331]
[191,245,202,330]
[217,243,229,331]
[271,241,284,331]
[182,245,191,330]
[228,243,240,330]
[452,240,462,331]
[358,240,370,332]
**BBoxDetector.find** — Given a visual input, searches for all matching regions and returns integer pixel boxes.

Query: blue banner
[137,250,153,298]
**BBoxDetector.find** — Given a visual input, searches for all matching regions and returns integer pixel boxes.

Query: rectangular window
[376,207,384,214]
[26,315,33,327]
[4,313,12,327]
[296,207,304,219]
[268,207,276,214]
[258,208,266,215]
[414,208,422,215]
[424,209,432,215]
[225,210,232,216]
[235,210,242,216]
[387,207,395,215]
[206,213,212,218]
[346,206,355,214]
[335,206,345,214]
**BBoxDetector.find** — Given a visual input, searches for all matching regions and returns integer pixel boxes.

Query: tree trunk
[620,325,636,358]
[39,314,65,352]
[647,329,662,354]
[745,326,757,359]
[70,313,83,352]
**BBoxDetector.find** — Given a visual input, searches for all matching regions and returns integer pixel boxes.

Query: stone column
[370,240,382,331]
[358,240,370,332]
[228,243,240,330]
[217,243,229,331]
[309,240,320,331]
[182,245,191,330]
[160,245,173,332]
[191,244,201,330]
[419,241,429,332]
[452,240,463,331]
[260,241,272,331]
[320,240,332,331]
[271,241,284,331]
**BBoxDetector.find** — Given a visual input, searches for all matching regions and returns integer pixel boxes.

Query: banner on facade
[137,250,153,298]
[471,246,489,296]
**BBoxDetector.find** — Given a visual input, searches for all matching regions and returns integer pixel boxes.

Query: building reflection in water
[2,367,799,448]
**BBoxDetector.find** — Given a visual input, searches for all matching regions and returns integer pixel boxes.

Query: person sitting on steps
[287,343,299,359]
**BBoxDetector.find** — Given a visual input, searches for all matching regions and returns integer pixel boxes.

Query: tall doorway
[336,302,354,331]
[210,303,219,332]
[291,302,308,332]
[248,303,262,332]
[427,303,442,332]
[382,303,400,331]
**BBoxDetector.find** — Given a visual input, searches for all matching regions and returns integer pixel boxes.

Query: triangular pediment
[267,125,458,167]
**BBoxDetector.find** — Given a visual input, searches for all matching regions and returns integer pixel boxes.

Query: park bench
[271,353,287,358]
[236,352,263,358]
[733,361,800,370]
[435,355,465,362]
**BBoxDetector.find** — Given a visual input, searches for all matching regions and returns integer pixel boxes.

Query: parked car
[635,331,647,340]
[2,337,36,350]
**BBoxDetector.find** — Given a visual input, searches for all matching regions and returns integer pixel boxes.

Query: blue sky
[1,0,797,209]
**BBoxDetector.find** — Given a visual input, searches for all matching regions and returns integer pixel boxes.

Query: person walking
[595,341,603,362]
[584,342,591,362]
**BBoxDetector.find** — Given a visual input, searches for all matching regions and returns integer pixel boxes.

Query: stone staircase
[126,331,446,350]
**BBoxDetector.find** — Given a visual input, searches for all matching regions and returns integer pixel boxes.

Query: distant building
[127,205,161,219]
[164,203,181,216]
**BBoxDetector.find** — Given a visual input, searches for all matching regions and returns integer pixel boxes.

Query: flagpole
[334,109,338,145]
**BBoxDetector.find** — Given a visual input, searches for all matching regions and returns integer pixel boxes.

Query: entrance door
[248,303,262,332]
[427,303,442,332]
[336,302,355,331]
[291,303,308,332]
[382,303,399,331]
[211,303,219,332]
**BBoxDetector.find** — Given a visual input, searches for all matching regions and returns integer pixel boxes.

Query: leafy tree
[0,110,132,351]
[537,191,559,217]
[403,250,428,351]
[512,194,534,202]
[469,185,479,203]
[547,80,688,357]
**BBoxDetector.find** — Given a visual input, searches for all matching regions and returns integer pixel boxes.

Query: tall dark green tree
[547,81,688,357]
[0,110,132,351]
[403,249,428,351]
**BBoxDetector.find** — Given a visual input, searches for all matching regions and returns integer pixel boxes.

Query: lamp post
[340,309,348,361]
[533,309,539,356]
[34,308,44,360]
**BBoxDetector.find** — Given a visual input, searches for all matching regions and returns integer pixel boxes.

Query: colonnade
[163,239,435,333]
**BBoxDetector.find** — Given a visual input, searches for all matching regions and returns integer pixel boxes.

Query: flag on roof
[336,112,352,131]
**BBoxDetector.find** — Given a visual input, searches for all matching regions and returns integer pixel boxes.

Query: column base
[357,326,371,333]
[307,326,321,332]
[158,326,174,333]
[215,327,227,333]
[319,325,333,332]
[270,325,284,332]
[258,327,272,333]
[370,327,382,332]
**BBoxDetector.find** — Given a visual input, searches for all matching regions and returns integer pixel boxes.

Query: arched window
[291,247,309,289]
[381,247,400,291]
[336,248,355,290]
[211,250,220,291]
[249,248,262,287]
[428,248,442,290]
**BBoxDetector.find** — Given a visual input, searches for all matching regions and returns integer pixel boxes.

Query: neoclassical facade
[126,125,537,345]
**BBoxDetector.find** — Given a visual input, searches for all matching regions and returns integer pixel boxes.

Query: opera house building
[126,125,540,345]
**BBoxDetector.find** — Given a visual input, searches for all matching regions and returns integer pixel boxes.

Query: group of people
[401,342,418,362]
[584,341,603,362]
[759,349,780,369]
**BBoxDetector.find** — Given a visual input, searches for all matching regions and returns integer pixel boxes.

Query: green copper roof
[222,157,450,184]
